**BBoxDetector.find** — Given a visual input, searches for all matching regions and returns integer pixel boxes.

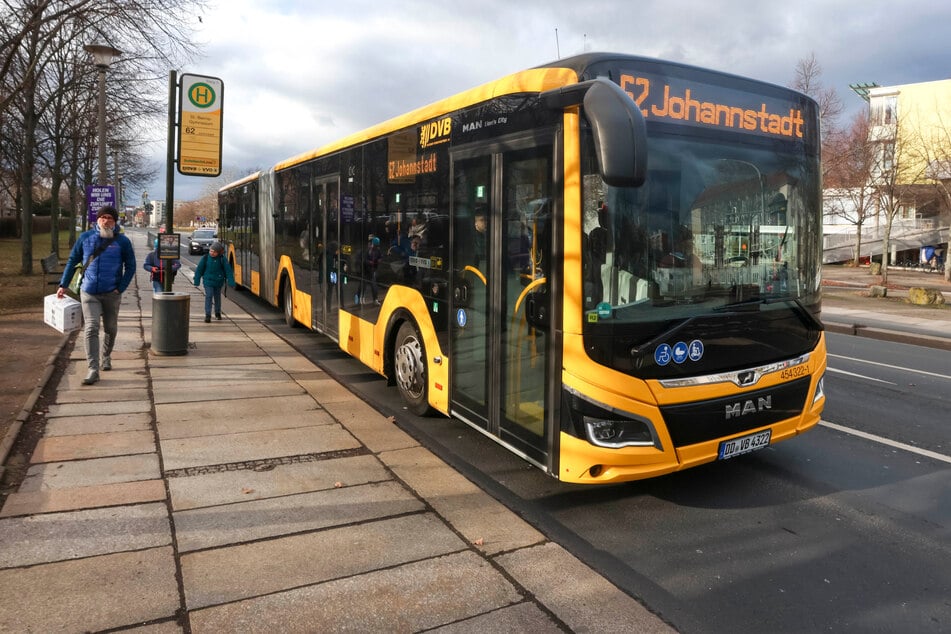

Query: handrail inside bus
[541,78,647,188]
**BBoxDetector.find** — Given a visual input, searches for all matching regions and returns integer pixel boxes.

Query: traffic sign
[177,74,223,177]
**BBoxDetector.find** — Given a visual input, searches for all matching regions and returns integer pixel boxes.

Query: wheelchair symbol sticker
[655,344,672,366]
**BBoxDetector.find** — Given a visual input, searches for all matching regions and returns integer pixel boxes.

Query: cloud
[147,0,951,203]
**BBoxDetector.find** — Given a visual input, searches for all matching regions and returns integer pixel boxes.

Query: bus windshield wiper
[713,294,797,312]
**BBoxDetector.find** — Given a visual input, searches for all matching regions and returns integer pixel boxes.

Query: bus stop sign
[177,74,223,177]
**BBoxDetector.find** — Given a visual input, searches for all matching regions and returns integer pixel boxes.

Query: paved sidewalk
[0,232,673,632]
[820,264,951,349]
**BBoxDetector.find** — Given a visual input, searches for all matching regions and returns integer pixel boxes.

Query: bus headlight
[584,416,656,449]
[813,372,825,404]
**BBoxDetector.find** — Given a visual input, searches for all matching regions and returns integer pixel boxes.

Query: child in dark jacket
[193,242,235,322]
[143,239,181,293]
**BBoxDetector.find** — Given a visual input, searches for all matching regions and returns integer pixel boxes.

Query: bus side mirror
[583,79,647,188]
[542,78,648,188]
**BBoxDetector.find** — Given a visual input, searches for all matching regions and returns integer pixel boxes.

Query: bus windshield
[581,129,821,326]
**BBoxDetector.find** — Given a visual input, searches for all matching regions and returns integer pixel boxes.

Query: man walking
[58,206,136,385]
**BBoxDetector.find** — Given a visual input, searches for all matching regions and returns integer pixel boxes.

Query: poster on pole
[85,185,116,225]
[158,233,181,259]
[177,74,223,177]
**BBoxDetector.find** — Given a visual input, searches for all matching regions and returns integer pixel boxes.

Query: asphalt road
[215,276,951,634]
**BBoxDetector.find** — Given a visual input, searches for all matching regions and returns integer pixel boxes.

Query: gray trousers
[80,290,122,371]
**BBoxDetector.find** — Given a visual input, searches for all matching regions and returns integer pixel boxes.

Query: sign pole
[164,70,176,292]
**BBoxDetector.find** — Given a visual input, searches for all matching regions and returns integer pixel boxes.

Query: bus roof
[270,66,578,173]
[220,52,815,192]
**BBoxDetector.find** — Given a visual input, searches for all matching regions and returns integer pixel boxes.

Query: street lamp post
[84,43,122,186]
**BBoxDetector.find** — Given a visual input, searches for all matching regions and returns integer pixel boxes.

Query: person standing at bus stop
[143,238,181,294]
[193,241,235,322]
[57,205,136,385]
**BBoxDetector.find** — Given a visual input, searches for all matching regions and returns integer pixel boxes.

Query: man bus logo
[420,117,452,148]
[188,82,217,109]
[725,396,772,420]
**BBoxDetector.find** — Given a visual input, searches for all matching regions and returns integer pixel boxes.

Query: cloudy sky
[147,0,951,203]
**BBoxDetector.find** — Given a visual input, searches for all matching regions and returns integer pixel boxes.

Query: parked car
[188,228,217,255]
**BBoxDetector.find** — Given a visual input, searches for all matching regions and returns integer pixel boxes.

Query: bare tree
[822,113,878,266]
[791,52,844,137]
[870,106,936,285]
[904,106,951,282]
[1,0,206,273]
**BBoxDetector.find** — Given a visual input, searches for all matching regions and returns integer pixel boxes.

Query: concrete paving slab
[155,393,321,424]
[55,385,151,403]
[168,454,388,510]
[160,424,360,470]
[149,354,272,368]
[297,378,364,403]
[19,454,161,491]
[0,479,166,517]
[0,502,171,568]
[181,512,464,609]
[496,542,676,633]
[159,407,335,440]
[153,379,305,404]
[44,411,152,436]
[429,602,564,633]
[323,399,421,453]
[188,550,522,633]
[174,480,422,552]
[30,430,155,463]
[179,342,269,357]
[0,547,179,633]
[150,364,291,381]
[382,445,545,555]
[46,398,151,418]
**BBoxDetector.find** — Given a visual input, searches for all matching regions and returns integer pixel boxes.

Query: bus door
[450,141,554,468]
[312,176,340,339]
[234,183,256,288]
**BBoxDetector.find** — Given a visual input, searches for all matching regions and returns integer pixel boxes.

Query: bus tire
[394,321,431,416]
[282,278,297,328]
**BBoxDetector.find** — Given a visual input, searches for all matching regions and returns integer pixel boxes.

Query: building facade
[823,79,951,266]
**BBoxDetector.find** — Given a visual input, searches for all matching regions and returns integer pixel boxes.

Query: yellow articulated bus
[218,52,826,484]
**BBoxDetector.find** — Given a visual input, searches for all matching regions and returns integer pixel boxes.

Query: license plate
[718,429,771,460]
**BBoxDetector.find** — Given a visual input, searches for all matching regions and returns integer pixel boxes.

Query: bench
[41,252,63,290]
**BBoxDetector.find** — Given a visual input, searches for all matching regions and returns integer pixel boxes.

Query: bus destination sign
[618,70,809,140]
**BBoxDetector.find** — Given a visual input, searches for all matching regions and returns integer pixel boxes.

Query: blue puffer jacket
[60,228,136,294]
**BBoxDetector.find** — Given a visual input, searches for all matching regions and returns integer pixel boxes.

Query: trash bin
[152,292,190,355]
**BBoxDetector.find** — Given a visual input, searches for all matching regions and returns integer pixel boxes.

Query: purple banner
[86,185,116,225]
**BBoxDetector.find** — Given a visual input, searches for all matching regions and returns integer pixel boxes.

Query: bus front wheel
[282,279,297,327]
[394,321,430,416]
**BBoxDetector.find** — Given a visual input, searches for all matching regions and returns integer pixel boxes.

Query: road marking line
[828,353,951,381]
[820,420,951,465]
[826,367,895,384]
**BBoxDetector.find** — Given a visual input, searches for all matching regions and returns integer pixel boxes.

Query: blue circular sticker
[688,339,704,362]
[596,302,612,319]
[672,341,689,364]
[655,343,672,366]
[456,308,468,328]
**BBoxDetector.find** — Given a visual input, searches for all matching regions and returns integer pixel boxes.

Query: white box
[44,294,82,333]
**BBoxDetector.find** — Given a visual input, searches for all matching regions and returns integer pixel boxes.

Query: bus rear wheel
[394,321,430,416]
